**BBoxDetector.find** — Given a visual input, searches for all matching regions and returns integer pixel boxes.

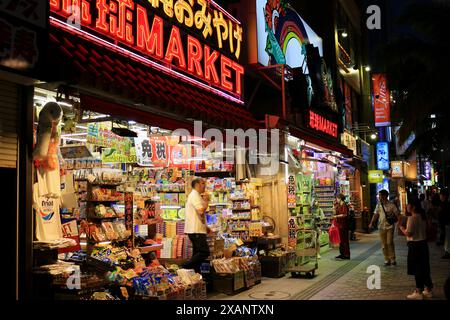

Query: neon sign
[50,0,244,100]
[308,110,338,138]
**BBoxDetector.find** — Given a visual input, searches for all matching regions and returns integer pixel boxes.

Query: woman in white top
[399,201,433,300]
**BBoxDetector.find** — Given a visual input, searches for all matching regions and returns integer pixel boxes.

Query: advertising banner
[376,142,390,170]
[372,74,391,127]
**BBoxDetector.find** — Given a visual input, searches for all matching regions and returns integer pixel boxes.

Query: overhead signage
[87,122,132,155]
[341,131,357,155]
[391,161,404,178]
[255,0,323,68]
[50,0,244,100]
[372,74,391,127]
[307,110,338,138]
[376,142,389,171]
[368,170,384,184]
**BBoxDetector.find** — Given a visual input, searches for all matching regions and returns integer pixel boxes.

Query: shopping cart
[286,228,319,278]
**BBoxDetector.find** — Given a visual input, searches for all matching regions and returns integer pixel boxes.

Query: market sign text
[49,0,244,98]
[308,110,338,138]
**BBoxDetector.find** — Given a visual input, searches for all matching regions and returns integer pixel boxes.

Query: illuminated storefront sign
[391,161,404,178]
[50,0,244,101]
[341,131,357,155]
[368,170,384,184]
[307,110,338,138]
[376,142,389,170]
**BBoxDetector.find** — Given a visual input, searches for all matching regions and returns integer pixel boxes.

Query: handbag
[381,203,398,225]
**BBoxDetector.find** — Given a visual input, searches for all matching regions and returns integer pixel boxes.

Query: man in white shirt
[369,190,400,266]
[182,178,211,273]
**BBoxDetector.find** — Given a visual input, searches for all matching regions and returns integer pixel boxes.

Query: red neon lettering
[221,55,233,92]
[109,0,134,45]
[232,62,244,96]
[96,0,109,32]
[81,1,92,24]
[309,111,337,137]
[61,0,72,15]
[165,26,187,70]
[187,36,203,77]
[204,45,220,85]
[50,0,60,11]
[136,7,164,59]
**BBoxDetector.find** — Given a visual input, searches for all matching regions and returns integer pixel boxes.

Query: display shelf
[157,191,185,193]
[84,199,123,203]
[89,182,124,187]
[231,208,251,211]
[230,198,249,201]
[194,171,232,178]
[209,203,230,206]
[230,228,248,232]
[138,244,163,253]
[226,217,251,221]
[86,216,121,220]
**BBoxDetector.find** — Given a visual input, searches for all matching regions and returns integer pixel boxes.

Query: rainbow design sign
[256,0,323,68]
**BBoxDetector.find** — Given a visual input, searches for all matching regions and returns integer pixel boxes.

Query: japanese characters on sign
[307,110,338,138]
[376,142,389,171]
[287,175,296,209]
[288,217,297,248]
[340,131,357,155]
[50,0,244,99]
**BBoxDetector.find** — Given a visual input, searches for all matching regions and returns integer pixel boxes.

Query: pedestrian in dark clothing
[437,190,450,249]
[348,204,357,241]
[399,201,433,300]
[333,194,350,259]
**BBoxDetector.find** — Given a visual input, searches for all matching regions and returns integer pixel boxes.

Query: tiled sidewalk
[209,232,450,300]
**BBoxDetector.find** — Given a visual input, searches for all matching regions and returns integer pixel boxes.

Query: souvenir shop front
[28,0,275,300]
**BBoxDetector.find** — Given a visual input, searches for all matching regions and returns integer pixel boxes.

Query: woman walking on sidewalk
[333,194,350,260]
[369,190,400,266]
[399,201,434,300]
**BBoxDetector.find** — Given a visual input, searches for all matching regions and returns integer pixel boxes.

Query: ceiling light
[341,31,348,38]
[365,66,371,72]
[370,134,377,140]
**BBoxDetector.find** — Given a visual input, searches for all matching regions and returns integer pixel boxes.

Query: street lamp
[364,66,371,72]
[370,133,377,140]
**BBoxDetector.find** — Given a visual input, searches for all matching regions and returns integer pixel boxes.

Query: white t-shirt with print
[184,189,207,234]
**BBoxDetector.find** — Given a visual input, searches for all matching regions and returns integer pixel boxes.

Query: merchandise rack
[314,184,335,233]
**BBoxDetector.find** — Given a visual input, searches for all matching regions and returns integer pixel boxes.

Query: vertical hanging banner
[372,74,391,127]
[288,217,297,248]
[287,175,297,208]
[376,142,390,171]
[124,192,134,248]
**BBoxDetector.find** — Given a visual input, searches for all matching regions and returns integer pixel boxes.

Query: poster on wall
[256,0,323,68]
[372,74,391,127]
[376,142,390,171]
[59,218,81,254]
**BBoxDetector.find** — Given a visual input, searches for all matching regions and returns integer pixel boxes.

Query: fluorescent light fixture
[57,101,73,107]
[188,137,207,142]
[62,133,86,137]
[82,114,110,120]
[128,120,137,125]
[76,125,87,130]
[430,114,436,119]
[160,205,182,209]
[304,143,323,152]
[62,137,87,142]
[98,241,112,245]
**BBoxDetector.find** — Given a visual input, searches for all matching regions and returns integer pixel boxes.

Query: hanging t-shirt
[33,183,63,241]
[36,165,61,198]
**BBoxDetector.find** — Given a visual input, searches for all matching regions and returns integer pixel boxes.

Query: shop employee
[182,178,211,273]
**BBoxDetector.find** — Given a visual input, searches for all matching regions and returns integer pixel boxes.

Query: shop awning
[289,126,354,158]
[45,27,262,131]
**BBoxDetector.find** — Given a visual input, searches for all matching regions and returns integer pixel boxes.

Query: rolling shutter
[0,80,19,168]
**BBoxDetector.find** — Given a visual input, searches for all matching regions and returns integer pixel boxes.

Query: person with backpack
[332,193,350,260]
[369,190,400,266]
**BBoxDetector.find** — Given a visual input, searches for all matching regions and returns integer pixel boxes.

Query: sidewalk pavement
[208,232,450,300]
